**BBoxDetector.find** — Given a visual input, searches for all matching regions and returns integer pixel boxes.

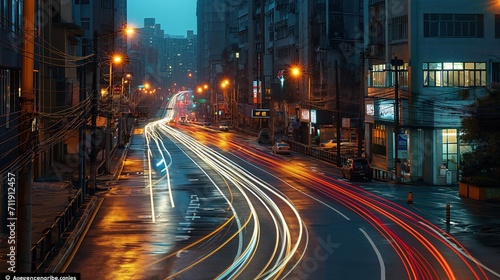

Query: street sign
[252,109,270,118]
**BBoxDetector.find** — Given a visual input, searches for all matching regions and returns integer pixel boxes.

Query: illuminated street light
[90,25,134,193]
[290,65,312,147]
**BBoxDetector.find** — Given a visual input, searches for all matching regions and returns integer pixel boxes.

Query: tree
[460,84,500,186]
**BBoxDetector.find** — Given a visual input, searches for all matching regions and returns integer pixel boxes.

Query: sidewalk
[0,143,127,273]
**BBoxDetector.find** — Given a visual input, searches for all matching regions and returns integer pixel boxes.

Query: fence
[30,188,84,272]
[286,140,349,166]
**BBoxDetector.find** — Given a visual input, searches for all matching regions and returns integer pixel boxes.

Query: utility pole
[90,30,98,194]
[260,0,265,129]
[18,0,35,272]
[358,53,365,157]
[335,60,341,167]
[79,40,88,198]
[391,57,404,182]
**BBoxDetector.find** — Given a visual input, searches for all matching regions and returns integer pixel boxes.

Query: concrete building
[162,31,198,90]
[0,0,22,234]
[365,0,500,184]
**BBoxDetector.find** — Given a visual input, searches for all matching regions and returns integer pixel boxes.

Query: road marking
[359,228,386,280]
[419,221,500,278]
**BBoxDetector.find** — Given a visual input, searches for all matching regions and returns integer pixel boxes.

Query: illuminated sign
[252,109,270,118]
[379,103,394,120]
[300,108,309,122]
[253,80,261,104]
[366,104,374,116]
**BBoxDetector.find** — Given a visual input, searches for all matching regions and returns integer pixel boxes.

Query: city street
[61,98,500,279]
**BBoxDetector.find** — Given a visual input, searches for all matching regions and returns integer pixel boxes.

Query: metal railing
[30,188,84,272]
[286,140,349,166]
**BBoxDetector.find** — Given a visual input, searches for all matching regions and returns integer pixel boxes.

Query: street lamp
[196,84,210,120]
[290,65,312,147]
[90,27,132,194]
[104,55,122,174]
[219,79,230,122]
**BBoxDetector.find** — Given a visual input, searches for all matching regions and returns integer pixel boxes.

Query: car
[319,139,350,150]
[342,157,372,181]
[272,142,291,154]
[219,123,229,131]
[258,129,271,144]
[203,122,212,127]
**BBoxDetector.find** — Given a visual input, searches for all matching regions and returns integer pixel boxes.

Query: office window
[423,62,486,87]
[442,129,458,170]
[102,0,112,9]
[391,63,409,88]
[81,17,90,31]
[370,64,387,87]
[391,15,408,41]
[372,124,387,156]
[424,14,484,38]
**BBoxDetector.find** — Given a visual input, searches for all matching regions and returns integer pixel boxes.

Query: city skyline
[127,0,197,36]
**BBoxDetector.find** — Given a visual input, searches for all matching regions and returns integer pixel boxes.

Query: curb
[45,196,99,273]
[44,141,131,272]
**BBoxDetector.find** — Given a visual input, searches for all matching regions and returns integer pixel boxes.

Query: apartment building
[195,0,500,185]
[365,0,500,184]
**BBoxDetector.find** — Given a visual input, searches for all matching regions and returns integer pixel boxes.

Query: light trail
[227,145,493,279]
[141,92,307,279]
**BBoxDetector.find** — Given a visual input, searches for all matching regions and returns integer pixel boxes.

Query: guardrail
[30,188,84,272]
[286,140,349,166]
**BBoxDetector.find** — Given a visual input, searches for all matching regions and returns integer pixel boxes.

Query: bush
[469,176,500,188]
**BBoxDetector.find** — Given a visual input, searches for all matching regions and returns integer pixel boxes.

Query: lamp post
[197,84,210,120]
[221,79,231,124]
[104,55,122,174]
[90,26,133,193]
[290,66,312,147]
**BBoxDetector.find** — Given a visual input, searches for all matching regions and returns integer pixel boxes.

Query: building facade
[0,0,22,234]
[196,0,500,185]
[365,0,500,184]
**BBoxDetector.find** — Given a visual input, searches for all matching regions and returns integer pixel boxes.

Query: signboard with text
[252,109,270,118]
[398,134,408,159]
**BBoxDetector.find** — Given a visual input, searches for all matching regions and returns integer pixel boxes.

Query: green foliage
[461,89,500,184]
[469,176,499,188]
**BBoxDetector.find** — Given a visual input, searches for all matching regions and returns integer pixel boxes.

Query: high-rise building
[162,31,198,90]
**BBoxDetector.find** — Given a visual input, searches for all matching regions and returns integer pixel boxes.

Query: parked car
[319,139,350,150]
[258,129,271,144]
[219,123,229,131]
[342,158,372,181]
[272,142,291,154]
[203,122,212,127]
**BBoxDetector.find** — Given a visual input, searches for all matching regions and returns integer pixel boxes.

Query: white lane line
[359,228,386,280]
[229,152,351,221]
[419,221,500,278]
